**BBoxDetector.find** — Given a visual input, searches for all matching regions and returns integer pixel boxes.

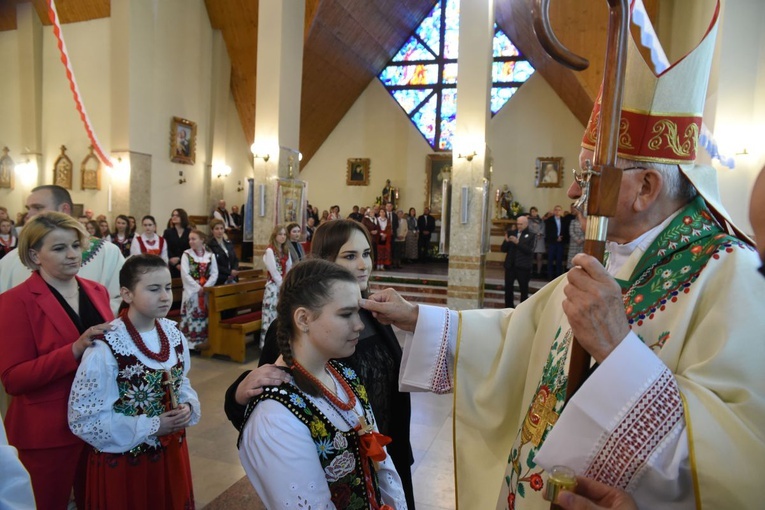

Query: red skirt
[85,432,194,510]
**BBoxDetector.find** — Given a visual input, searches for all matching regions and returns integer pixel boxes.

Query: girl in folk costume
[179,230,217,351]
[376,208,392,270]
[238,259,407,509]
[111,214,134,258]
[0,218,18,259]
[69,255,200,509]
[261,224,292,348]
[130,215,169,262]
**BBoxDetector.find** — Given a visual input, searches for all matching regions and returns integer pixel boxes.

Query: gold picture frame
[170,116,197,165]
[80,145,101,190]
[276,179,307,226]
[346,158,370,186]
[535,157,563,188]
[425,153,452,219]
[53,145,73,190]
[0,147,14,190]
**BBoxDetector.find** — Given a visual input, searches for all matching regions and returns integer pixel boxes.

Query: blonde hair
[208,218,225,231]
[18,212,89,270]
[268,224,289,257]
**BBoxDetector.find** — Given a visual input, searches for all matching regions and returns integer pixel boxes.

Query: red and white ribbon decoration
[46,0,113,168]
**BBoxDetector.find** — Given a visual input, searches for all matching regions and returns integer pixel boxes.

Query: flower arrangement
[509,201,524,219]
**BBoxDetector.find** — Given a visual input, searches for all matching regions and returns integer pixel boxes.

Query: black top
[501,227,535,270]
[417,214,436,236]
[545,215,570,245]
[208,237,239,285]
[163,227,191,277]
[47,283,105,334]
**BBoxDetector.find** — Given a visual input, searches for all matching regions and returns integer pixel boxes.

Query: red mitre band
[581,99,701,165]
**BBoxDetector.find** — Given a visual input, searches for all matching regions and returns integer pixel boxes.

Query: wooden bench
[166,277,184,322]
[203,279,267,362]
[236,268,263,281]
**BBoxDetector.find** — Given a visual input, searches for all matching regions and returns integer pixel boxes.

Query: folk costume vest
[136,235,165,257]
[105,323,185,454]
[238,361,387,509]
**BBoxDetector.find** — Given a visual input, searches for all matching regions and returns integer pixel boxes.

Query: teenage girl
[179,230,217,350]
[69,254,199,509]
[238,259,406,509]
[111,214,134,258]
[130,215,168,262]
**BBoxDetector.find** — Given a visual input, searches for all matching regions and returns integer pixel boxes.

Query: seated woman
[237,259,407,509]
[207,218,239,286]
[225,220,416,509]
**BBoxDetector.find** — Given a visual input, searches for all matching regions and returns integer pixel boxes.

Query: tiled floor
[186,345,457,509]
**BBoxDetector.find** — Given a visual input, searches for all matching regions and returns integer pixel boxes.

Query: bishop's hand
[562,254,630,363]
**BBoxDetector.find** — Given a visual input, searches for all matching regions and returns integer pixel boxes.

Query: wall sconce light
[213,163,231,178]
[237,180,244,192]
[254,153,270,163]
[15,157,38,187]
[736,148,749,156]
[460,186,470,224]
[258,184,266,217]
[178,170,187,184]
[458,151,478,162]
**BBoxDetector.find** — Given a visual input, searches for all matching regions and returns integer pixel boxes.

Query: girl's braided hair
[276,258,358,396]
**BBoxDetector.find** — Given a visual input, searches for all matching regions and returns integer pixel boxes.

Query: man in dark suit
[417,207,436,261]
[385,202,399,236]
[501,215,535,307]
[545,204,566,279]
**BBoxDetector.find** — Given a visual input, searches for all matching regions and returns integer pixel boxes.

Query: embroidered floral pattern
[620,198,752,332]
[241,361,382,509]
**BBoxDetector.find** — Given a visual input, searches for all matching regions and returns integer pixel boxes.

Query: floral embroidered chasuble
[401,197,765,509]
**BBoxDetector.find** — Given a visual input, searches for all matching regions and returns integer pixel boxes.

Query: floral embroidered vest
[105,325,185,455]
[239,361,384,509]
[501,197,750,509]
[186,252,211,285]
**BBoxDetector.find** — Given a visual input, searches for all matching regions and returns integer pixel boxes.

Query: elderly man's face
[750,165,765,263]
[517,216,529,230]
[218,200,226,209]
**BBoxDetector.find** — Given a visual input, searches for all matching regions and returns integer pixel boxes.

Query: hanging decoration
[46,0,113,169]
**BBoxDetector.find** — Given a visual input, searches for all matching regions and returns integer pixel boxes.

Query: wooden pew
[166,277,184,322]
[203,279,266,362]
[236,268,263,281]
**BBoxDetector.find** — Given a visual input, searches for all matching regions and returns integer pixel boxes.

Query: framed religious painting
[347,158,370,186]
[80,145,101,190]
[535,157,563,188]
[170,116,197,165]
[53,145,73,189]
[0,147,14,189]
[276,179,306,227]
[425,153,452,219]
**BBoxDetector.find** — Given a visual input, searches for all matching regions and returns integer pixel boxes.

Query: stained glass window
[379,0,534,151]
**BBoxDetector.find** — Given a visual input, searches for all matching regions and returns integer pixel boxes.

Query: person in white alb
[361,3,764,509]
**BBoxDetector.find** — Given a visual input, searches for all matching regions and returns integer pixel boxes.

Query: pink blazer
[0,271,113,449]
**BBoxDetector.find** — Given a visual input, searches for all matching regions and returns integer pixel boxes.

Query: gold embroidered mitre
[582,2,720,165]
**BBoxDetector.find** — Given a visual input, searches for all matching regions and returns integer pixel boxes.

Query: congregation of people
[1,5,764,508]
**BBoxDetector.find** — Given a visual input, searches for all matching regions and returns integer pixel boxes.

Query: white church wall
[300,74,583,218]
[0,30,23,216]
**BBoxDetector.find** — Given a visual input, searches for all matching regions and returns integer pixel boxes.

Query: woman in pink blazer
[0,212,114,509]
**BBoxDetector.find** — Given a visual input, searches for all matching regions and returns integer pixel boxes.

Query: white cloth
[398,221,765,509]
[213,209,237,229]
[129,233,169,262]
[0,238,124,315]
[263,247,292,287]
[0,411,35,510]
[239,372,407,509]
[68,318,200,453]
[180,249,218,301]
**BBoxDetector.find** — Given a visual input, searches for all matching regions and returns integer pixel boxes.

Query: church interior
[0,0,763,507]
